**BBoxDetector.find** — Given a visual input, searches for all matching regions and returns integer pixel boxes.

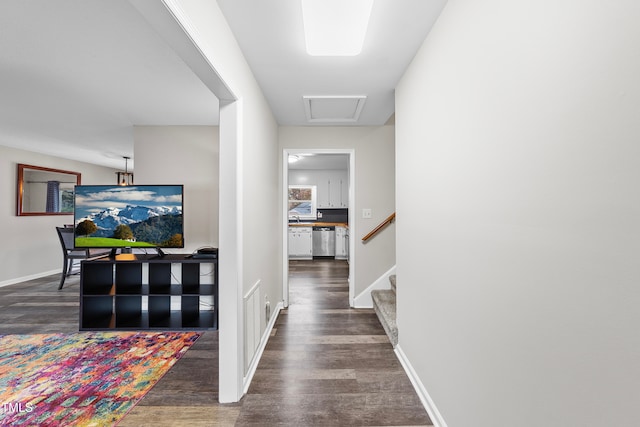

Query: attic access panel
[303,96,366,123]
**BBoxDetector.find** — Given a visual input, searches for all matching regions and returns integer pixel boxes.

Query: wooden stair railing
[362,212,396,242]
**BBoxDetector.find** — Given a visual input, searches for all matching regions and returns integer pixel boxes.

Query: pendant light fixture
[116,156,134,186]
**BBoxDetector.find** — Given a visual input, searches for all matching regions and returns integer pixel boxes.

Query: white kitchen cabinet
[290,169,349,210]
[328,177,342,208]
[319,171,348,208]
[288,227,312,259]
[316,171,331,208]
[335,226,349,259]
[339,174,349,208]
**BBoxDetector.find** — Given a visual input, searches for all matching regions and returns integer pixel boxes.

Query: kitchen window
[288,185,317,220]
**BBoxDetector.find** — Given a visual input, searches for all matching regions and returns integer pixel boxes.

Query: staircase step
[389,274,396,294]
[371,289,397,347]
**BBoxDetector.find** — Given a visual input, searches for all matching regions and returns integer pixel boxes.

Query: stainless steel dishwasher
[312,226,336,257]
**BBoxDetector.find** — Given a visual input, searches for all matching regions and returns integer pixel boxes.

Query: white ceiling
[217,0,446,126]
[0,0,445,169]
[0,0,219,169]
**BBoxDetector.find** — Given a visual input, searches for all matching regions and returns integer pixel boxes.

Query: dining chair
[56,227,109,290]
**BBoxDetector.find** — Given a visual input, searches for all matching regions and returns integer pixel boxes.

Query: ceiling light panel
[301,0,374,56]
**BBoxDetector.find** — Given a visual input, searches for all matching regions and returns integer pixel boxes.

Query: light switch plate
[362,208,372,218]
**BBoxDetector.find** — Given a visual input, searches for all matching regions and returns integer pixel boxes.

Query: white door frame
[282,148,356,307]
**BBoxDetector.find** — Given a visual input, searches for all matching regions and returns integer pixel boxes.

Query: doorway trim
[282,148,356,307]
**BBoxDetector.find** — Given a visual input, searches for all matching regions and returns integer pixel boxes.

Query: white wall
[241,102,280,326]
[162,0,281,401]
[279,126,395,298]
[0,145,117,285]
[133,125,218,254]
[395,1,640,426]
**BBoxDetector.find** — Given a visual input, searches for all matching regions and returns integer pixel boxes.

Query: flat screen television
[74,185,184,254]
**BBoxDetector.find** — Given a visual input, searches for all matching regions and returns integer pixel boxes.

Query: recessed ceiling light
[288,155,300,163]
[301,0,374,56]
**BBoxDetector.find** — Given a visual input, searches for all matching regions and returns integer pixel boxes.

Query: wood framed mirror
[17,164,81,216]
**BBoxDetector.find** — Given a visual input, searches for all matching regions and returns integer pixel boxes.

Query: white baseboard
[395,344,448,427]
[0,269,60,289]
[352,265,396,308]
[243,300,284,394]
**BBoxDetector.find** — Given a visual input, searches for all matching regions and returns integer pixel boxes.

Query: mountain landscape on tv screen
[77,205,182,245]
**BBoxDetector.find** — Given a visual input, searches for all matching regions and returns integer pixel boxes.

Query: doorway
[282,149,355,308]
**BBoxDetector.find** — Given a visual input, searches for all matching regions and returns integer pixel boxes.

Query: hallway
[234,259,431,426]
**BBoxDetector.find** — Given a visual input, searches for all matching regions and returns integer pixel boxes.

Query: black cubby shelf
[79,254,218,331]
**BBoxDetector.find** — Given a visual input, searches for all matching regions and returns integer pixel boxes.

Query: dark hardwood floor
[0,260,430,426]
[235,260,431,426]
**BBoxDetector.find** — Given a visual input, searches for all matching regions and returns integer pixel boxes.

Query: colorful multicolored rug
[0,331,200,426]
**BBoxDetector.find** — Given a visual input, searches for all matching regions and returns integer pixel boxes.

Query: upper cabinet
[338,173,348,208]
[290,170,348,210]
[316,171,330,208]
[324,170,348,208]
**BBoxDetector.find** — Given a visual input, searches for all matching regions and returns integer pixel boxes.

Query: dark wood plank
[235,259,431,426]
